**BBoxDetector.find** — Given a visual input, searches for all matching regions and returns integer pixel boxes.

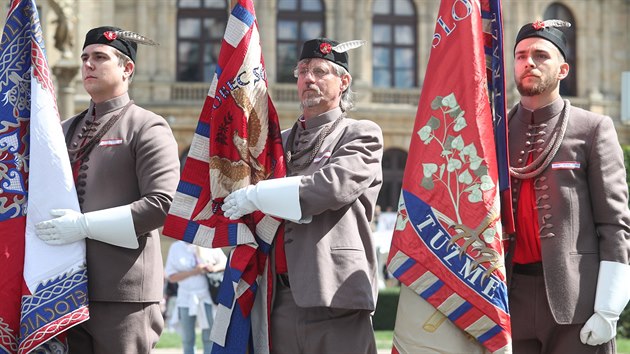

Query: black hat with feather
[515,20,571,60]
[83,26,158,62]
[299,38,366,71]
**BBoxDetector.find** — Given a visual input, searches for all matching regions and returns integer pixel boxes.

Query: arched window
[276,0,325,83]
[544,3,576,97]
[377,148,408,211]
[372,0,418,88]
[176,0,228,82]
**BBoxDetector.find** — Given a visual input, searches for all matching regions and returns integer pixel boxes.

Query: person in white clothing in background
[165,241,227,354]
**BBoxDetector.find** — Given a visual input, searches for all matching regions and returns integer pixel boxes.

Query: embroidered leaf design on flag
[416,92,492,223]
[468,187,482,202]
[423,163,438,178]
[454,116,467,132]
[480,175,495,191]
[418,126,432,143]
[427,116,441,129]
[470,155,484,171]
[451,135,464,150]
[458,170,473,184]
[447,158,462,172]
[421,178,434,190]
[442,93,458,109]
[421,163,438,190]
[482,226,497,243]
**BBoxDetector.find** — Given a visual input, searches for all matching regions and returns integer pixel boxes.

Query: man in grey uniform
[35,26,180,353]
[507,20,630,353]
[222,37,383,354]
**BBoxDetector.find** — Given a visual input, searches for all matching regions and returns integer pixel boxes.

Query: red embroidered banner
[387,0,511,352]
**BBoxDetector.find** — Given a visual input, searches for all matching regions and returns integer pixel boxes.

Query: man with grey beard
[222,37,383,353]
[506,20,630,354]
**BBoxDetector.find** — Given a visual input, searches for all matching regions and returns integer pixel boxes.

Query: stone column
[154,0,172,81]
[133,0,150,83]
[53,59,80,119]
[48,0,79,118]
[587,0,603,113]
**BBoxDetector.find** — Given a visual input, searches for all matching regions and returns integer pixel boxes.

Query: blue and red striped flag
[0,1,89,353]
[162,0,284,353]
[387,0,511,353]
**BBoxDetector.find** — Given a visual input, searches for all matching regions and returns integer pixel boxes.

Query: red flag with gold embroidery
[387,0,511,352]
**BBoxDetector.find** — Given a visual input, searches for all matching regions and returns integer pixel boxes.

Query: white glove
[35,209,88,244]
[222,176,304,222]
[222,185,258,220]
[36,205,139,249]
[580,261,630,346]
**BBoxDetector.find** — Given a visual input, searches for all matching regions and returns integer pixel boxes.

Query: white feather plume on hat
[539,19,571,29]
[332,40,366,53]
[112,30,159,46]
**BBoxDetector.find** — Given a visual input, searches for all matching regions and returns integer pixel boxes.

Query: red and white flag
[387,0,511,352]
[163,0,285,353]
[0,1,89,353]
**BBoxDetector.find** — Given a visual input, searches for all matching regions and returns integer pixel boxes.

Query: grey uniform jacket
[63,93,180,302]
[507,97,630,324]
[281,107,383,311]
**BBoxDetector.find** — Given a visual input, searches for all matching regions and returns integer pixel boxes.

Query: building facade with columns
[2,0,629,211]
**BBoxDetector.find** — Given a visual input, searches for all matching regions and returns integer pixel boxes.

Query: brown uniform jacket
[281,107,383,311]
[507,97,630,324]
[63,93,180,302]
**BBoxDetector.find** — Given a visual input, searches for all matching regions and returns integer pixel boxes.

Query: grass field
[157,330,630,352]
[157,330,395,350]
[619,338,630,354]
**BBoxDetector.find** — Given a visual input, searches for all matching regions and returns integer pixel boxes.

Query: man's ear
[558,61,570,80]
[340,74,351,92]
[124,60,135,80]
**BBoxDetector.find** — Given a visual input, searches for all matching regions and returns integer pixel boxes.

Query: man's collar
[300,107,342,129]
[517,97,564,124]
[89,92,131,117]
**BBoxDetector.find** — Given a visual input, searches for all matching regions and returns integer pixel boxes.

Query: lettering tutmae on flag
[387,0,511,352]
[163,0,284,353]
[0,1,89,353]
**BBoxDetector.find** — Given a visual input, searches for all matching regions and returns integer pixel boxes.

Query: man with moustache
[35,26,179,353]
[506,20,630,353]
[221,37,383,353]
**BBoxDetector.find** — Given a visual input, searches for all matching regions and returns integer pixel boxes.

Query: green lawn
[375,330,394,350]
[157,329,394,350]
[155,329,184,348]
[158,330,630,352]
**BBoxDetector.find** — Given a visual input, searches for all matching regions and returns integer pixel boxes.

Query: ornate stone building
[2,0,629,211]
